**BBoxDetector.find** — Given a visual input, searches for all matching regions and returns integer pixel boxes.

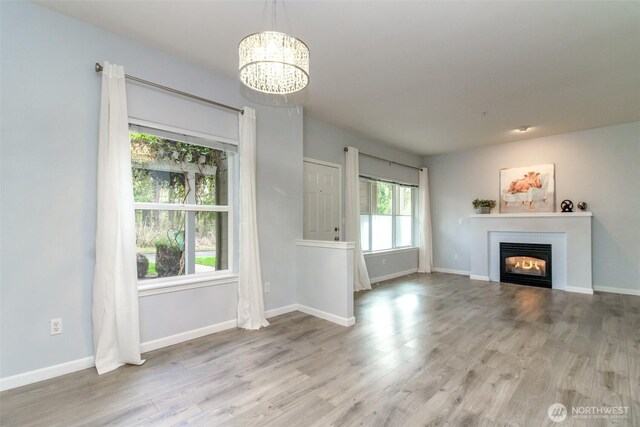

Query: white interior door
[303,159,341,241]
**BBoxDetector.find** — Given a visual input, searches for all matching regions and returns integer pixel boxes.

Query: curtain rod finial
[344,147,348,152]
[95,63,103,73]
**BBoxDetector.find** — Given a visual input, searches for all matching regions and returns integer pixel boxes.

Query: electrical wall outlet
[454,254,459,261]
[50,318,62,335]
[458,218,463,225]
[382,258,386,265]
[264,282,270,293]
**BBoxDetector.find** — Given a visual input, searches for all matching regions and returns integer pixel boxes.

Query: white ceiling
[38,1,640,155]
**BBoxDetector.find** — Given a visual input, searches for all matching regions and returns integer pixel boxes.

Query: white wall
[296,242,354,324]
[0,1,302,380]
[423,122,640,293]
[303,116,423,279]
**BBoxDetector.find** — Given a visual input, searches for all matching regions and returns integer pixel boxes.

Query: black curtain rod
[344,147,422,171]
[359,174,419,188]
[95,63,244,115]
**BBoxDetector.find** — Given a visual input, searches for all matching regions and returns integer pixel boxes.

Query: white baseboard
[296,304,355,327]
[563,286,594,295]
[370,268,418,284]
[1,303,355,391]
[470,275,490,281]
[142,304,300,354]
[593,286,640,296]
[0,355,95,392]
[0,303,301,392]
[432,267,471,276]
[265,304,298,318]
[140,319,238,353]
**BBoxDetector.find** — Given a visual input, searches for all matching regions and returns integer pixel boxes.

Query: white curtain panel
[418,167,433,273]
[92,62,144,375]
[345,147,372,291]
[237,107,269,330]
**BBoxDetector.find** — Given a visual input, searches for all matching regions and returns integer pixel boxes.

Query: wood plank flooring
[1,273,638,426]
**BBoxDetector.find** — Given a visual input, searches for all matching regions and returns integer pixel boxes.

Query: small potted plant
[155,235,184,277]
[472,199,496,214]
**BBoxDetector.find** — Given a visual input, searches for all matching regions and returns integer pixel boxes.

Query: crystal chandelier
[238,3,309,94]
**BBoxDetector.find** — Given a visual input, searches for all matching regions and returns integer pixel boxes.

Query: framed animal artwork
[499,163,555,213]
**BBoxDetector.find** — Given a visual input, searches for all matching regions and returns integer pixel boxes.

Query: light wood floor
[2,273,639,426]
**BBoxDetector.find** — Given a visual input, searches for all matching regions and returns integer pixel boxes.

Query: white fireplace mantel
[469,212,593,294]
[469,212,593,218]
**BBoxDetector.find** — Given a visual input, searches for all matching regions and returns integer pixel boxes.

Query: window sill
[138,272,239,297]
[363,247,419,257]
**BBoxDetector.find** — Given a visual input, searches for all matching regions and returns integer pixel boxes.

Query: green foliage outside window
[130,132,225,205]
[130,132,224,170]
[375,182,393,215]
[131,132,226,253]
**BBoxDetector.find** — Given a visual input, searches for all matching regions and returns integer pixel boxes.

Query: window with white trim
[359,178,415,252]
[130,124,235,282]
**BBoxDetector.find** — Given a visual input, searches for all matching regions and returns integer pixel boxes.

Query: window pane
[395,216,412,247]
[195,154,228,205]
[360,214,370,251]
[195,212,228,272]
[135,210,185,280]
[130,131,227,205]
[398,186,412,216]
[371,215,392,251]
[374,182,393,215]
[359,180,370,214]
[132,168,186,204]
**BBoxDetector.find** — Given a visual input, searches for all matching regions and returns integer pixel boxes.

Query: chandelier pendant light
[239,1,309,94]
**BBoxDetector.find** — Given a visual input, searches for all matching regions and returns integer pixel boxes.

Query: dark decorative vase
[136,252,149,279]
[156,245,183,277]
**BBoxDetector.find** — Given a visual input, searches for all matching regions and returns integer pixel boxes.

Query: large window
[360,178,415,252]
[130,125,235,282]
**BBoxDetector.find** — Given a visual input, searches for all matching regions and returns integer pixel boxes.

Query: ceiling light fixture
[239,0,309,94]
[518,125,531,132]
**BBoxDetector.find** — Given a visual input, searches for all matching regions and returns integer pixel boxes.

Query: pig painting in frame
[499,163,555,213]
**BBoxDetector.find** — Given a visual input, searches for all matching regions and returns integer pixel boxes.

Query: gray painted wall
[296,244,354,320]
[423,121,640,292]
[0,2,302,378]
[303,116,423,280]
[256,108,303,310]
[304,117,422,185]
[366,249,419,282]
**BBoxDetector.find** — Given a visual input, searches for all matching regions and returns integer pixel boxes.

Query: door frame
[303,157,342,241]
